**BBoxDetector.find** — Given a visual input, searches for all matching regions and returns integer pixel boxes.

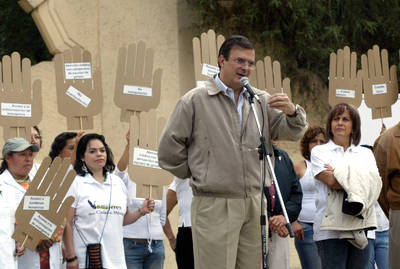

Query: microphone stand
[247,94,294,269]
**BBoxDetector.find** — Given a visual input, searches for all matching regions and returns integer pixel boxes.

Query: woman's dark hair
[49,132,77,161]
[0,152,13,174]
[218,35,254,68]
[326,103,361,146]
[300,126,327,161]
[33,125,42,148]
[74,133,115,176]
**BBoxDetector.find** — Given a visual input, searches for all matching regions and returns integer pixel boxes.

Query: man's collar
[212,74,246,96]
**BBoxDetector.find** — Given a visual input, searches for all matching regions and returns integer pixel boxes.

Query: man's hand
[268,93,296,115]
[292,221,304,240]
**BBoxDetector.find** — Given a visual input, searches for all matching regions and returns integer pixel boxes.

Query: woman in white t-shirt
[311,103,379,269]
[115,132,167,269]
[63,133,154,269]
[293,126,326,269]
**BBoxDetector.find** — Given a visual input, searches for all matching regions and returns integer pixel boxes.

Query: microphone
[240,77,260,101]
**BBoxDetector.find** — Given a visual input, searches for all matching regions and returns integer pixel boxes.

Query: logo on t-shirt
[87,199,124,216]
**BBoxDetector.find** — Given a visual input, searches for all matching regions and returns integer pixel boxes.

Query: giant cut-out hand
[13,157,75,251]
[329,46,362,107]
[128,110,172,200]
[54,46,103,130]
[252,56,291,99]
[0,52,42,141]
[192,29,225,87]
[361,45,398,119]
[114,41,162,122]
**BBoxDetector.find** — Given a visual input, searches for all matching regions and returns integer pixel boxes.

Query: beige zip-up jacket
[158,78,307,198]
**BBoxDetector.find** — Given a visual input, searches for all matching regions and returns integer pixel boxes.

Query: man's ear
[218,55,225,68]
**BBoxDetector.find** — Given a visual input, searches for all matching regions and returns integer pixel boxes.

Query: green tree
[0,0,51,64]
[186,0,400,87]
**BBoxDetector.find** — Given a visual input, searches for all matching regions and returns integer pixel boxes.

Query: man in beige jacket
[374,122,400,269]
[158,35,307,269]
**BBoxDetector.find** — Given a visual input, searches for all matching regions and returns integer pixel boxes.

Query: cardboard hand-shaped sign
[54,46,103,130]
[250,56,291,99]
[328,46,362,108]
[114,41,162,122]
[192,29,225,88]
[361,45,398,119]
[12,157,75,251]
[128,110,172,200]
[0,52,42,141]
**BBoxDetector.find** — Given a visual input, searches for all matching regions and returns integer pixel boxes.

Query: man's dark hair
[218,35,254,67]
[326,103,361,146]
[74,133,115,176]
[49,132,78,161]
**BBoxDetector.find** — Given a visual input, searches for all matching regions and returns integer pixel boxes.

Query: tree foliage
[186,0,400,86]
[0,0,51,64]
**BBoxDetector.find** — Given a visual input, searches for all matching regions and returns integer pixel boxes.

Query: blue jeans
[294,222,322,269]
[369,230,389,269]
[123,238,165,269]
[317,238,371,269]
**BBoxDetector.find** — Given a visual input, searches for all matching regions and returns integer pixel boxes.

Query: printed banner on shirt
[133,147,161,169]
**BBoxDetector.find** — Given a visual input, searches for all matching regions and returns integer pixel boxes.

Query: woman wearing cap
[0,137,66,269]
[0,138,38,268]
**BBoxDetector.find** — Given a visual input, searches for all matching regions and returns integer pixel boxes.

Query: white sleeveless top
[298,160,317,223]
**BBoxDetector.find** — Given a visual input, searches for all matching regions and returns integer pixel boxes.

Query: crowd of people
[0,34,398,269]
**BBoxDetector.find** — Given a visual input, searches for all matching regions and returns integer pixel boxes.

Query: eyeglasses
[31,135,41,140]
[232,57,256,69]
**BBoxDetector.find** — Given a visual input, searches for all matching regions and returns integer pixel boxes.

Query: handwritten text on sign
[336,89,355,98]
[24,196,50,211]
[1,103,32,117]
[29,212,57,238]
[64,62,92,80]
[133,147,161,169]
[201,63,219,78]
[372,84,388,95]
[66,86,92,108]
[123,85,152,97]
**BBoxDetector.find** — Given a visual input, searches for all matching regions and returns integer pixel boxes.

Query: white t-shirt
[311,140,379,241]
[297,161,317,223]
[169,177,193,227]
[113,168,166,240]
[0,171,19,269]
[66,172,128,269]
